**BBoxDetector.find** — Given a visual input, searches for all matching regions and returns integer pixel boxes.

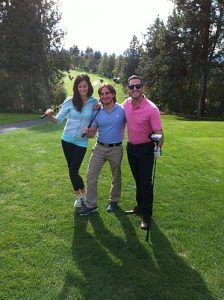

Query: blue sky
[59,0,174,55]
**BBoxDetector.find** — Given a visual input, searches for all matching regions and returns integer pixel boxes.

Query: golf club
[92,78,104,87]
[81,107,101,137]
[150,133,162,144]
[113,77,120,86]
[40,98,70,119]
[146,133,162,242]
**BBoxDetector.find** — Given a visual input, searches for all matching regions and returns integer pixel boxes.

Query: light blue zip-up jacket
[56,96,98,147]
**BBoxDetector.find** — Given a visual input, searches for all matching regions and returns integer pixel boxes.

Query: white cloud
[59,0,174,55]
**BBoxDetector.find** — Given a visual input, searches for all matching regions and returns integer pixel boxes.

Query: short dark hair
[98,83,117,103]
[72,74,94,112]
[127,75,143,85]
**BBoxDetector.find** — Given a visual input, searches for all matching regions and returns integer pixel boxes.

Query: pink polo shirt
[123,96,162,144]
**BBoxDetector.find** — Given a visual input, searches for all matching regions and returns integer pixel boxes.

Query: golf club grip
[40,114,47,119]
[81,119,94,137]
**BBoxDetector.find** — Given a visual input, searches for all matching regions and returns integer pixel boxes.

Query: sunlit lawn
[0,115,223,299]
[0,113,40,125]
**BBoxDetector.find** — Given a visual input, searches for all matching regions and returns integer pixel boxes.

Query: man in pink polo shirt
[123,75,164,230]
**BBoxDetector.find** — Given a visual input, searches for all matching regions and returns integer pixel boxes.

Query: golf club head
[113,77,120,84]
[150,133,162,143]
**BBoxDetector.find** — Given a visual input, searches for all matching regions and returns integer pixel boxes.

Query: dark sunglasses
[128,84,142,90]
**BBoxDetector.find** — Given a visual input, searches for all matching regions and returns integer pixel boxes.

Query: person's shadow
[59,209,214,300]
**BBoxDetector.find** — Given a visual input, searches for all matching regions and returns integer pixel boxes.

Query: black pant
[62,140,87,192]
[127,142,154,218]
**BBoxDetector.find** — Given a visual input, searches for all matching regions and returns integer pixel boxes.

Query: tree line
[0,0,66,113]
[0,0,223,118]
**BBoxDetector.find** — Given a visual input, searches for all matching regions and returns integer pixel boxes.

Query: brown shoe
[124,206,141,215]
[140,217,150,230]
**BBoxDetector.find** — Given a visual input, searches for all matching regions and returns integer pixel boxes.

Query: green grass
[0,113,40,125]
[0,115,223,299]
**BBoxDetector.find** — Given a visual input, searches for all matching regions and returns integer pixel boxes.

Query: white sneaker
[74,195,83,208]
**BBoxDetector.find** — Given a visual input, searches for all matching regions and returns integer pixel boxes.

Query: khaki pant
[86,143,123,208]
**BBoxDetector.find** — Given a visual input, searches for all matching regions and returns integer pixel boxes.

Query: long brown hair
[98,84,117,103]
[72,74,94,112]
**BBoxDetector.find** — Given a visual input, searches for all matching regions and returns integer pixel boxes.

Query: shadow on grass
[59,209,214,300]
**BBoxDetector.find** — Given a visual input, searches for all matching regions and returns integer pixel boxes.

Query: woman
[44,74,98,208]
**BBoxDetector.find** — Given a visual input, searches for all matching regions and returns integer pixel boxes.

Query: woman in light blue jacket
[44,74,98,208]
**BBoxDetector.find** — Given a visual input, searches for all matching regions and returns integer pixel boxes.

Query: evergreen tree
[122,35,142,83]
[113,55,125,83]
[0,0,65,112]
[173,0,224,116]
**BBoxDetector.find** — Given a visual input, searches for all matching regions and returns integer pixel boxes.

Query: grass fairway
[63,69,127,102]
[0,114,223,299]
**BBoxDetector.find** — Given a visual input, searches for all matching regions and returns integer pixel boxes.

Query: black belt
[97,141,122,147]
[127,141,153,148]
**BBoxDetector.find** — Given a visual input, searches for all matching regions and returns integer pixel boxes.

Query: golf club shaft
[41,113,48,119]
[146,157,157,242]
[81,108,101,137]
[40,103,64,119]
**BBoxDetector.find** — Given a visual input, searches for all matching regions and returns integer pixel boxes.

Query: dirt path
[0,118,49,134]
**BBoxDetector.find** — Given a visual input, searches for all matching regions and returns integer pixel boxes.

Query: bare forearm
[48,115,57,124]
